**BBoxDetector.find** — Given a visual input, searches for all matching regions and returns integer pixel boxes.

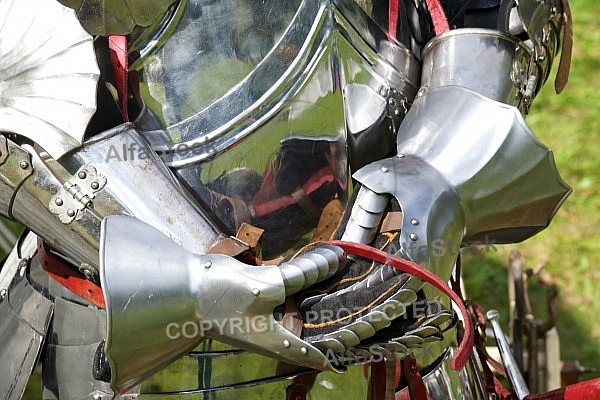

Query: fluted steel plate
[0,0,99,158]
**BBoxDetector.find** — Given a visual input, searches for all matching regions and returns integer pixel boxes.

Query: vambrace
[0,125,222,278]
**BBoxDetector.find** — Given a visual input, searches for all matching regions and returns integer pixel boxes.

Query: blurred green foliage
[462,0,600,382]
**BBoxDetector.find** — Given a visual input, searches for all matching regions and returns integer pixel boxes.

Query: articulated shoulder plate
[0,0,99,159]
[0,233,53,400]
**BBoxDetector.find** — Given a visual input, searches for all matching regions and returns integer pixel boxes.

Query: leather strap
[555,0,573,94]
[38,239,105,309]
[281,297,303,337]
[404,357,428,400]
[368,360,389,400]
[208,223,264,259]
[380,211,404,233]
[425,0,450,35]
[108,35,129,122]
[286,371,319,400]
[389,0,400,39]
[311,199,344,242]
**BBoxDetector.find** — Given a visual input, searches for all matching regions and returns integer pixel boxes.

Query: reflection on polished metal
[517,0,562,41]
[137,344,313,396]
[514,0,570,95]
[0,0,99,159]
[135,0,418,168]
[487,310,530,400]
[58,0,179,36]
[0,232,53,400]
[133,0,423,257]
[396,350,487,399]
[136,0,321,164]
[61,124,222,256]
[355,86,571,280]
[100,215,347,393]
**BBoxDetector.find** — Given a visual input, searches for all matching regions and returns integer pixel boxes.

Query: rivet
[300,346,308,355]
[91,181,100,190]
[282,339,291,348]
[380,166,389,173]
[388,98,396,107]
[78,171,87,179]
[66,209,76,217]
[251,288,261,296]
[410,218,419,226]
[203,261,212,269]
[0,289,6,301]
[19,160,29,169]
[54,198,63,206]
[409,233,418,241]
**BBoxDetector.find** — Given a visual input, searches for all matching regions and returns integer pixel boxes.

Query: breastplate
[133,0,421,258]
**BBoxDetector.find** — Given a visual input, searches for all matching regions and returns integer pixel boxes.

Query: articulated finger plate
[302,269,455,366]
[280,245,347,296]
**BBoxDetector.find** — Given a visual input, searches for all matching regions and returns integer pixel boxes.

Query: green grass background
[18,0,600,397]
[462,0,600,381]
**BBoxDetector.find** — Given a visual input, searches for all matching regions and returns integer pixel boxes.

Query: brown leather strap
[208,222,264,258]
[280,297,303,337]
[312,199,344,241]
[368,360,388,400]
[237,222,264,249]
[367,360,398,400]
[404,357,428,400]
[286,371,319,400]
[555,0,573,94]
[207,237,249,257]
[38,238,105,309]
[291,186,319,220]
[380,211,404,233]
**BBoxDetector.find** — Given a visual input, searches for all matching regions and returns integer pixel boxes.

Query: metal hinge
[49,163,107,224]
